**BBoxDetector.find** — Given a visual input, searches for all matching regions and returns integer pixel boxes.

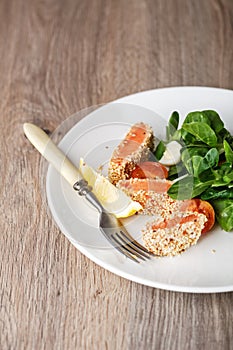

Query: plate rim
[114,85,233,101]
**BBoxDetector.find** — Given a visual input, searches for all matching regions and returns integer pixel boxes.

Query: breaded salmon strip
[117,178,180,218]
[108,122,154,185]
[142,212,207,256]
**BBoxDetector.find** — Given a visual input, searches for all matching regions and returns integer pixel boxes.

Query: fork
[23,123,151,262]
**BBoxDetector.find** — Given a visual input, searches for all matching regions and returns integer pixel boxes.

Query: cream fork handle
[23,123,81,186]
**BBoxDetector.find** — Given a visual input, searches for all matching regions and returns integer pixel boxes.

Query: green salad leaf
[211,200,233,232]
[201,187,233,200]
[154,140,166,160]
[181,122,217,147]
[166,111,179,140]
[224,140,233,163]
[183,111,211,125]
[168,176,213,200]
[202,110,224,133]
[183,148,219,178]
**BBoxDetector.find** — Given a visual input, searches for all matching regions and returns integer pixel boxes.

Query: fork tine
[117,231,151,259]
[117,246,140,263]
[112,233,146,261]
[119,230,152,256]
[110,235,140,262]
[100,226,138,261]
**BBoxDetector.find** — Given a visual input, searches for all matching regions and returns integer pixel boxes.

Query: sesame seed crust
[117,178,178,218]
[142,213,207,257]
[117,178,208,257]
[108,123,154,185]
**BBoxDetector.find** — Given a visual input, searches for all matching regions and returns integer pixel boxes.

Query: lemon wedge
[79,158,142,218]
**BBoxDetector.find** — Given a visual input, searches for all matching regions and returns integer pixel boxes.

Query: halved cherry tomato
[180,199,215,233]
[131,161,168,179]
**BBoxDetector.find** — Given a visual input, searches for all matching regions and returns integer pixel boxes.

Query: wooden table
[1,0,233,349]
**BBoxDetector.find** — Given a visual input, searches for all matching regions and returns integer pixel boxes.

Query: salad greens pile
[155,110,233,232]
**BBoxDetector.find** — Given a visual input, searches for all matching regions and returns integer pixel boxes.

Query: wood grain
[0,0,233,349]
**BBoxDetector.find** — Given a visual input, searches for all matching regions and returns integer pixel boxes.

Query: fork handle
[73,179,104,213]
[23,123,81,186]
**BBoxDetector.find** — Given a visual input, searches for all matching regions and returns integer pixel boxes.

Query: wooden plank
[0,0,233,349]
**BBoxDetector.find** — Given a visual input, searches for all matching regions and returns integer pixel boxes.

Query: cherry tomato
[131,161,168,179]
[180,199,215,233]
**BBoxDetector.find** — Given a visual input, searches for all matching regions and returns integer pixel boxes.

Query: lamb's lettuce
[166,111,179,140]
[168,176,214,200]
[211,200,233,232]
[181,122,217,147]
[201,187,233,200]
[224,140,233,163]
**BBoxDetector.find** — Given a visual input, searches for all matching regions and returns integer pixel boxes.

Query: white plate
[46,87,233,293]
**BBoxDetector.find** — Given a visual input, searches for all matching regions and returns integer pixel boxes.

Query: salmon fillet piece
[142,212,207,256]
[108,122,154,185]
[117,178,180,218]
[118,178,209,256]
